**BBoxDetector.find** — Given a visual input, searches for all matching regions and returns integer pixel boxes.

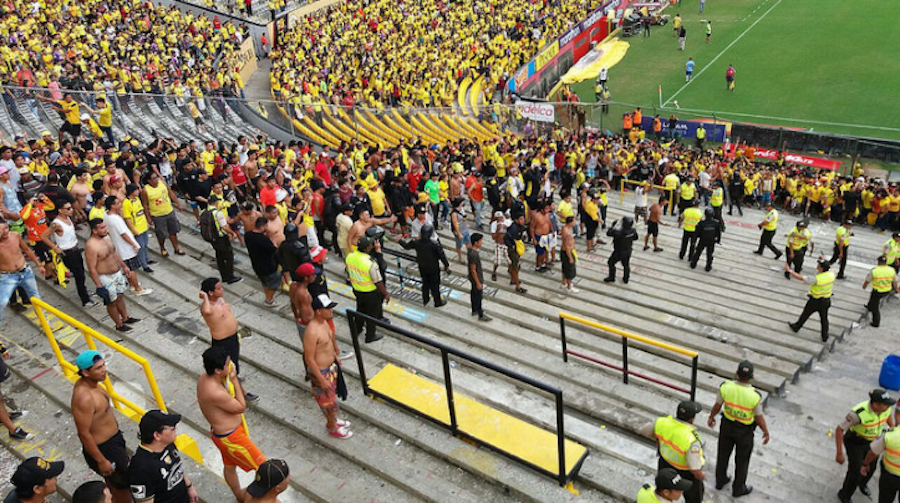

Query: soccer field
[572,0,900,140]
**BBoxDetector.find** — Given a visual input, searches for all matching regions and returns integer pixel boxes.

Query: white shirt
[52,217,78,251]
[599,68,608,80]
[105,213,138,260]
[699,171,711,189]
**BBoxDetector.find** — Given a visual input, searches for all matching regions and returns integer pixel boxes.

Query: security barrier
[347,309,588,486]
[619,178,675,211]
[30,298,202,463]
[559,311,699,400]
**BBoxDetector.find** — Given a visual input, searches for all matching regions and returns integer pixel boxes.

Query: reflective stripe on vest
[710,188,723,207]
[883,429,900,477]
[835,226,851,246]
[763,210,778,231]
[654,416,702,471]
[872,265,896,293]
[850,401,891,441]
[808,271,835,299]
[683,208,702,232]
[680,183,695,200]
[788,227,811,250]
[346,251,377,292]
[720,381,761,425]
[636,485,662,503]
[885,240,900,261]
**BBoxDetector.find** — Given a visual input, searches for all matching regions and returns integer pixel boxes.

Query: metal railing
[347,309,587,485]
[619,178,675,210]
[558,311,699,401]
[30,297,202,462]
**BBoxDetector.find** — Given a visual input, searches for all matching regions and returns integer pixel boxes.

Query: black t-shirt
[245,230,279,277]
[128,444,188,503]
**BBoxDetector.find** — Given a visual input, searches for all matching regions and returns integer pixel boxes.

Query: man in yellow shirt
[38,93,81,143]
[123,184,153,273]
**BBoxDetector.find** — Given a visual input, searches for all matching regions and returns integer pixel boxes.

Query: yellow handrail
[619,178,674,210]
[558,311,697,358]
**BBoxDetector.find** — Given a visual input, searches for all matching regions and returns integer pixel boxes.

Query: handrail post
[555,391,566,486]
[560,317,568,362]
[31,302,74,380]
[621,337,629,385]
[619,177,625,206]
[347,311,369,396]
[441,348,458,433]
[690,356,699,402]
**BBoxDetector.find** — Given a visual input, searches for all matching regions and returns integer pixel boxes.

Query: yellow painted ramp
[368,364,588,478]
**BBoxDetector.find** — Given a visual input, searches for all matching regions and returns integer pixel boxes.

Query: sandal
[161,250,169,257]
[516,287,528,294]
[174,249,186,256]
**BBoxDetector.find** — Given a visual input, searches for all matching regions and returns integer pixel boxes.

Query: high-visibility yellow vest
[696,127,706,140]
[882,429,900,476]
[763,210,778,231]
[871,265,896,293]
[787,227,811,250]
[683,207,702,232]
[636,485,662,503]
[346,250,377,292]
[144,182,173,217]
[885,239,900,262]
[720,381,761,425]
[808,271,835,299]
[654,416,703,471]
[710,187,723,207]
[680,183,696,200]
[835,226,851,246]
[849,401,891,441]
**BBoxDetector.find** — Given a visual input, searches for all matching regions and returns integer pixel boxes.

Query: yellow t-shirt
[144,182,173,217]
[59,100,80,124]
[369,188,387,216]
[123,197,149,234]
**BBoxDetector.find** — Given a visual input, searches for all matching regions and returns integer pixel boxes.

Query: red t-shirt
[407,171,422,194]
[230,163,247,186]
[315,161,331,186]
[260,186,277,209]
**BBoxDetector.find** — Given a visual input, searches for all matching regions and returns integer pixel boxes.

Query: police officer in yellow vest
[786,258,834,341]
[710,180,725,232]
[835,388,895,503]
[753,202,782,259]
[678,176,697,215]
[653,401,706,503]
[695,124,706,150]
[862,255,898,328]
[678,199,703,261]
[346,235,390,343]
[830,220,853,279]
[784,219,813,279]
[861,405,900,503]
[706,361,771,498]
[637,467,693,503]
[883,232,900,273]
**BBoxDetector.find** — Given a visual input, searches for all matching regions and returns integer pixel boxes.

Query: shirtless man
[530,202,552,272]
[197,346,266,501]
[290,263,351,359]
[560,216,578,293]
[303,293,352,438]
[346,209,395,253]
[199,278,259,402]
[264,205,285,247]
[84,219,138,332]
[70,168,92,222]
[238,202,262,241]
[71,350,132,503]
[644,195,667,252]
[0,217,44,327]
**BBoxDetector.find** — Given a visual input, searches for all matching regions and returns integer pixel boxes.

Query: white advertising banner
[515,101,556,123]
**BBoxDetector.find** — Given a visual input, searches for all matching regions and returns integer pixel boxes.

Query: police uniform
[865,263,897,327]
[788,266,835,342]
[714,379,763,495]
[710,185,725,231]
[346,246,385,342]
[679,181,696,214]
[784,224,812,278]
[679,206,703,260]
[754,208,780,258]
[867,428,900,502]
[654,413,705,503]
[837,396,892,502]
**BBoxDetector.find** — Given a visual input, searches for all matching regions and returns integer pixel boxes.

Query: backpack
[199,209,218,243]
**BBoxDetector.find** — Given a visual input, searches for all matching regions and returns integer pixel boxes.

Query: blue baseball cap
[75,350,103,371]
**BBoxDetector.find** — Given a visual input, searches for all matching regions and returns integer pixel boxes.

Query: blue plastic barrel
[879,355,900,391]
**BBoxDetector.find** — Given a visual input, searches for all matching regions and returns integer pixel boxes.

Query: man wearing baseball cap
[303,293,352,439]
[652,400,706,503]
[835,388,895,503]
[5,457,64,503]
[244,459,290,502]
[128,410,198,503]
[636,467,692,502]
[71,350,132,503]
[706,360,770,497]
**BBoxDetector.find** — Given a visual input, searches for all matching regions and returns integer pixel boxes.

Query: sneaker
[8,303,27,313]
[603,277,615,283]
[338,349,354,360]
[479,315,493,322]
[643,245,650,251]
[568,287,580,293]
[143,267,155,273]
[245,392,260,402]
[116,325,132,333]
[9,428,30,440]
[83,299,100,308]
[147,259,158,265]
[123,317,141,325]
[328,426,353,439]
[135,288,153,297]
[364,333,384,343]
[225,276,244,285]
[7,410,24,420]
[491,273,497,281]
[336,419,352,428]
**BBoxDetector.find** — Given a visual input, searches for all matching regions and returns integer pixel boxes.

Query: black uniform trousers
[793,295,831,341]
[353,289,384,340]
[879,464,900,503]
[784,246,806,278]
[61,248,92,305]
[755,229,779,256]
[212,236,237,282]
[470,284,484,317]
[690,239,716,270]
[830,243,849,278]
[712,205,725,231]
[728,194,743,216]
[716,418,755,494]
[866,290,890,327]
[679,230,698,260]
[679,197,695,215]
[420,270,442,306]
[839,433,875,500]
[658,457,704,503]
[607,250,632,282]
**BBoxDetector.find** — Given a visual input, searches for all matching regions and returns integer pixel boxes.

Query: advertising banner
[515,101,556,123]
[639,117,727,141]
[752,148,840,170]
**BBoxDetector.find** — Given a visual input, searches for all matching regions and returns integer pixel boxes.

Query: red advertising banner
[751,148,841,170]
